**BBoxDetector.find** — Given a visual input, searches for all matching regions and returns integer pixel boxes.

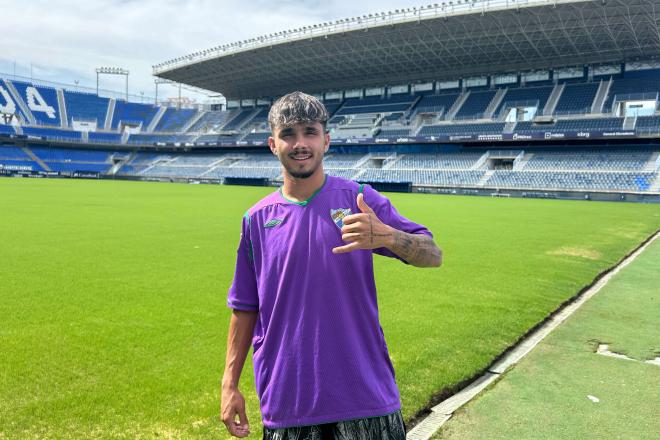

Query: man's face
[268,122,329,179]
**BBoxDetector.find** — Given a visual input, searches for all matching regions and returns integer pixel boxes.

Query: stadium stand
[454,90,496,120]
[554,82,600,115]
[111,101,160,130]
[63,91,110,127]
[154,108,197,132]
[2,62,660,197]
[10,80,61,126]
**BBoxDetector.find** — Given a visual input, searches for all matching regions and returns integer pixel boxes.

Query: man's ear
[324,132,330,152]
[268,136,277,155]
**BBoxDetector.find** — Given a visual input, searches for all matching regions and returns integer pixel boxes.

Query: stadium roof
[153,0,660,99]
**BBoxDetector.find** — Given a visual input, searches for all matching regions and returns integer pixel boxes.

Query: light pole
[96,67,129,100]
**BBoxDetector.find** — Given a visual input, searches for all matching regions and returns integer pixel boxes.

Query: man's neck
[281,169,326,202]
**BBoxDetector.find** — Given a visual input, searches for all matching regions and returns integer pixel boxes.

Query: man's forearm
[222,310,258,389]
[387,229,442,268]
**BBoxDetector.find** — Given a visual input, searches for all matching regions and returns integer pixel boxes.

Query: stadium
[1,0,660,439]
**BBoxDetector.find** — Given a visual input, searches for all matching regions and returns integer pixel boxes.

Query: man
[221,92,442,439]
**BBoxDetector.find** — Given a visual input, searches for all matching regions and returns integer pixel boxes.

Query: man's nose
[293,133,307,147]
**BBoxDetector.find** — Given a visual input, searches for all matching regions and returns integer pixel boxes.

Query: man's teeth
[293,154,311,160]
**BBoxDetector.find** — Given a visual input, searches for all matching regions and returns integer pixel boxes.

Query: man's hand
[332,193,442,267]
[332,193,394,254]
[221,385,250,438]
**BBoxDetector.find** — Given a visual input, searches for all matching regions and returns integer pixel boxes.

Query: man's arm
[388,229,442,268]
[221,309,258,438]
[332,193,442,268]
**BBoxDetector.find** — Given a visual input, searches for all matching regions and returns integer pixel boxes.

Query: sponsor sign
[449,135,474,141]
[602,131,636,137]
[477,134,503,141]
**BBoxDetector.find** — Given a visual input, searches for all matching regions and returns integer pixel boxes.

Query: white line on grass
[406,231,660,440]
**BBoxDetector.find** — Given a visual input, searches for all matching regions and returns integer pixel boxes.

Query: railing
[554,108,591,117]
[613,92,659,102]
[496,100,540,118]
[0,71,155,104]
[154,0,568,74]
[453,112,487,121]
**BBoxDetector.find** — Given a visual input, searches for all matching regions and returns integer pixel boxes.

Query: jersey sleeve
[361,184,434,262]
[227,213,259,311]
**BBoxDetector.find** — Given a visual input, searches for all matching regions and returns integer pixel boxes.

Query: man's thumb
[357,193,373,213]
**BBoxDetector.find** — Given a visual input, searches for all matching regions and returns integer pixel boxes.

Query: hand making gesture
[332,193,395,254]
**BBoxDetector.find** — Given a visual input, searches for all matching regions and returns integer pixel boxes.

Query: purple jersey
[227,175,432,429]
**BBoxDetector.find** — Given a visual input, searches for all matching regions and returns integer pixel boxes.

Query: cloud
[1,0,414,101]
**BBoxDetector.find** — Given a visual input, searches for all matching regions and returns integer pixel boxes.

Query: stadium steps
[113,151,137,175]
[12,124,23,135]
[351,169,366,180]
[484,88,507,119]
[121,131,130,144]
[236,108,265,132]
[198,158,234,177]
[623,115,637,130]
[104,98,116,131]
[643,152,660,172]
[477,169,495,187]
[513,153,534,170]
[591,78,613,114]
[81,131,89,143]
[445,91,470,121]
[4,79,36,125]
[503,120,517,133]
[215,109,241,131]
[543,83,565,115]
[649,175,660,193]
[108,151,135,175]
[382,153,402,169]
[56,89,68,128]
[21,146,50,172]
[405,95,423,119]
[139,156,178,175]
[146,106,167,132]
[470,152,490,170]
[182,110,206,132]
[353,153,373,169]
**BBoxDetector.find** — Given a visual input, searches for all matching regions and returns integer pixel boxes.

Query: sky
[2,0,418,103]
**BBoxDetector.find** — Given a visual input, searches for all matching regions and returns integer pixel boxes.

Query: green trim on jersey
[359,183,364,194]
[243,211,254,262]
[278,174,327,207]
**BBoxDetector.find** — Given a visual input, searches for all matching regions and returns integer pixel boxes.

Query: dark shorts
[263,410,406,440]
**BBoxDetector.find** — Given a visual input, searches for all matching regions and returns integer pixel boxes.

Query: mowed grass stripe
[1,178,659,439]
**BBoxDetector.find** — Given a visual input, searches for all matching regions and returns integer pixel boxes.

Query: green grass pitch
[1,178,659,439]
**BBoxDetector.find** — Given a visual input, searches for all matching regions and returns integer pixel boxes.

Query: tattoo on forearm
[391,230,441,267]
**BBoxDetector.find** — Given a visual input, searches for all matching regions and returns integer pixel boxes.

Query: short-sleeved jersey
[227,175,432,429]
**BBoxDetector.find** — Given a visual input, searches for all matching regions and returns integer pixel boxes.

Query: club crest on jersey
[331,208,351,229]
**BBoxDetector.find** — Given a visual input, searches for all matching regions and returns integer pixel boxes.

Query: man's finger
[332,242,361,254]
[341,232,362,242]
[342,213,368,225]
[236,410,250,436]
[228,416,250,437]
[341,223,363,234]
[357,193,374,214]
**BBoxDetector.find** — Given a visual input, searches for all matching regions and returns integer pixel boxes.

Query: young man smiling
[221,91,442,439]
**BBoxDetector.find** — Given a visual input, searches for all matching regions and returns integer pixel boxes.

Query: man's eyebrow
[278,127,295,136]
